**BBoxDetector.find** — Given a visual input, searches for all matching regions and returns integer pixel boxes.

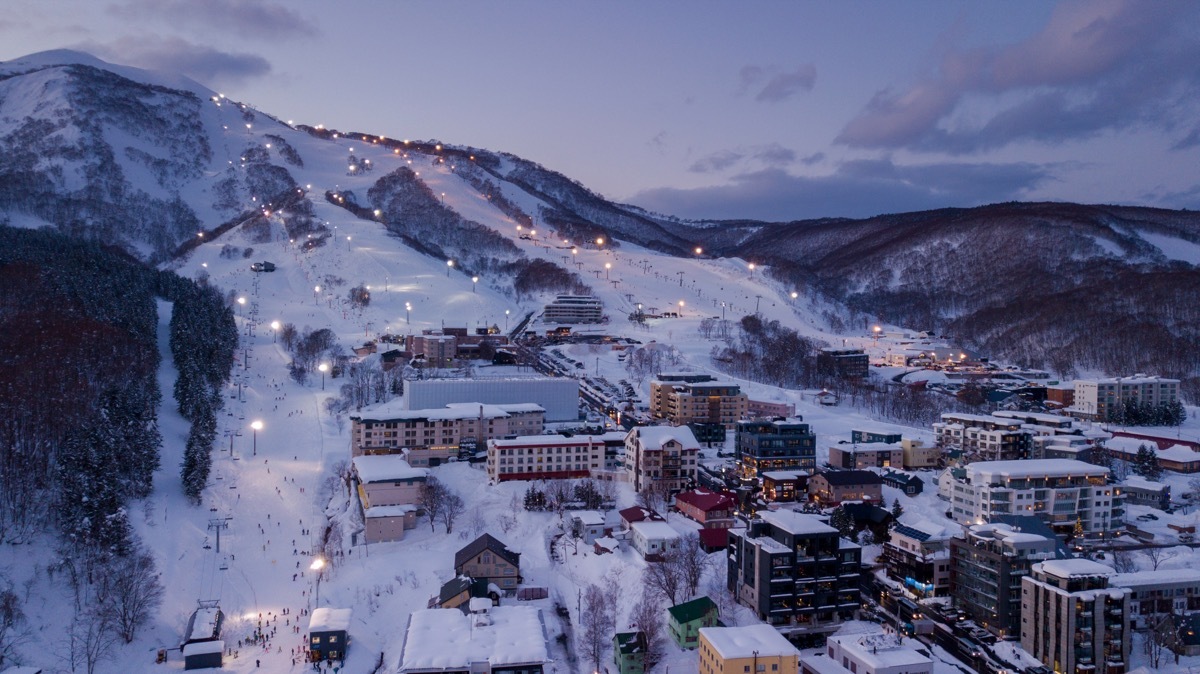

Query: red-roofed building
[619,506,664,531]
[698,527,730,552]
[674,488,737,529]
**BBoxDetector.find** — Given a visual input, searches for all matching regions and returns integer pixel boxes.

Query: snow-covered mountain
[2,50,1199,387]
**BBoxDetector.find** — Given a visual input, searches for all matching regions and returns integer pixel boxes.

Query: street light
[605,262,611,280]
[406,302,412,324]
[311,557,326,607]
[595,237,604,247]
[678,300,685,316]
[313,285,321,305]
[318,362,329,390]
[446,259,454,277]
[748,262,756,277]
[505,309,510,331]
[695,247,703,256]
[790,291,799,300]
[270,320,280,343]
[472,276,479,293]
[251,420,262,456]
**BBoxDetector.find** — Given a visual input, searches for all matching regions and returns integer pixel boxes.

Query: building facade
[350,402,545,457]
[650,378,748,429]
[735,419,816,479]
[828,443,903,470]
[625,426,700,493]
[1020,559,1130,674]
[1074,375,1180,422]
[487,433,617,482]
[808,470,883,506]
[542,295,603,323]
[949,523,1059,638]
[699,625,801,674]
[943,459,1121,537]
[823,631,933,674]
[882,522,953,598]
[1109,569,1200,629]
[727,510,861,644]
[933,413,1031,461]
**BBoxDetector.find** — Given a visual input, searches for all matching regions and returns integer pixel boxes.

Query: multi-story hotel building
[1074,375,1180,422]
[542,295,603,323]
[933,413,1031,461]
[735,418,816,479]
[949,522,1059,638]
[1021,559,1130,674]
[625,425,700,493]
[1109,569,1200,629]
[350,401,545,460]
[486,432,625,482]
[882,521,953,598]
[727,510,861,644]
[942,459,1121,537]
[650,376,748,429]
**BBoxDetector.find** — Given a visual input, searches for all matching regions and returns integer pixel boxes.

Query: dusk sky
[4,0,1199,221]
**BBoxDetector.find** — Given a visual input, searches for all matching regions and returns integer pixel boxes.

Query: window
[311,636,320,645]
[329,635,338,643]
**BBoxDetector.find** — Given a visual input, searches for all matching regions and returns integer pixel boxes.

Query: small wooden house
[667,596,720,649]
[454,534,521,590]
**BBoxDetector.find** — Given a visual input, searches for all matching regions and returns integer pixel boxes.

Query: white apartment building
[943,459,1121,536]
[350,401,545,457]
[487,432,625,482]
[1073,375,1180,421]
[625,425,700,493]
[542,295,603,323]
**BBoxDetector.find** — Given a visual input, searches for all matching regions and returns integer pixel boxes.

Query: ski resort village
[1,48,1200,674]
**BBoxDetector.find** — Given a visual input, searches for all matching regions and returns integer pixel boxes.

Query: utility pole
[677,271,684,287]
[207,517,232,553]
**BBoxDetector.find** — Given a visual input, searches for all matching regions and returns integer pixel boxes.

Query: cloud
[1173,127,1200,151]
[837,0,1200,153]
[109,0,316,39]
[630,159,1052,221]
[689,150,743,173]
[82,36,270,85]
[738,63,816,102]
[688,143,796,174]
[800,152,825,166]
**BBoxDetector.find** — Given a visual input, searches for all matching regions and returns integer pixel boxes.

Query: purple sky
[4,0,1199,221]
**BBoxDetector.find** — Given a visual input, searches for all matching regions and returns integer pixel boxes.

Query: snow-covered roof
[399,606,547,669]
[363,504,418,518]
[761,470,808,480]
[1106,437,1200,463]
[309,607,352,632]
[1038,559,1115,578]
[835,442,900,453]
[1121,475,1168,492]
[700,624,799,658]
[632,425,699,450]
[798,655,852,674]
[187,607,221,642]
[492,434,612,449]
[964,459,1108,481]
[353,455,429,483]
[572,510,605,526]
[630,520,681,540]
[1111,569,1200,588]
[469,597,492,612]
[758,509,837,536]
[352,400,544,422]
[182,640,224,656]
[828,631,933,670]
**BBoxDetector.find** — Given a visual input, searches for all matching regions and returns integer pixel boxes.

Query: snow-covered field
[5,110,1200,674]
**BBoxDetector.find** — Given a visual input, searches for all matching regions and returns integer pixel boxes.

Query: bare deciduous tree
[677,533,715,601]
[636,481,668,515]
[579,584,615,671]
[97,547,164,643]
[644,549,685,606]
[630,584,665,671]
[440,489,464,535]
[421,477,446,532]
[0,579,28,669]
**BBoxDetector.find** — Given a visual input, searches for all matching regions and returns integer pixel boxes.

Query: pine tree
[891,498,905,520]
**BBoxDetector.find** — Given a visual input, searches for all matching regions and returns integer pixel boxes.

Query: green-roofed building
[613,631,648,674]
[667,596,720,649]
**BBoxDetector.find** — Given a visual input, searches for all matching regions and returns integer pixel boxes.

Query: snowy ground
[5,117,1200,674]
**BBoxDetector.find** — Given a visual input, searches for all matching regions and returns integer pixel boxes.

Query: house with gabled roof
[667,596,720,649]
[881,470,924,495]
[808,469,882,505]
[673,488,736,529]
[454,534,521,590]
[613,631,649,674]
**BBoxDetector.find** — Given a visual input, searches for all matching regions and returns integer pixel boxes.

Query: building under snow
[397,605,548,673]
[403,378,578,422]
